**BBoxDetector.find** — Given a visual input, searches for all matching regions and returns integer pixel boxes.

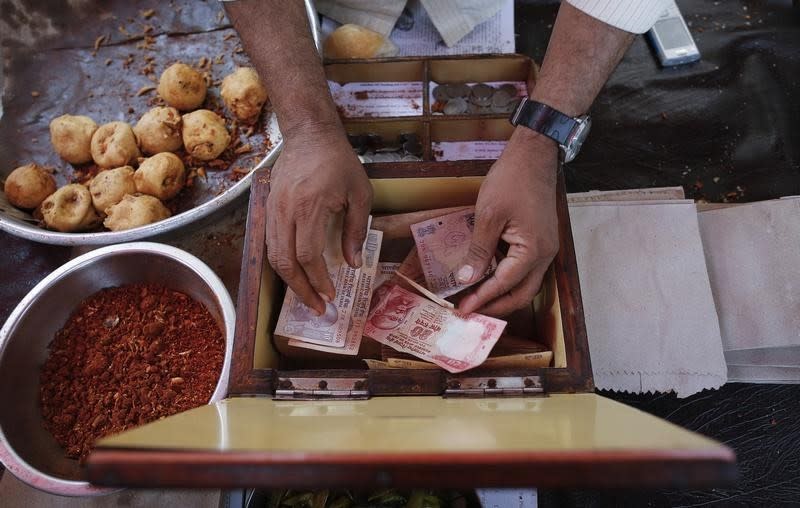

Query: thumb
[342,193,371,269]
[457,210,503,284]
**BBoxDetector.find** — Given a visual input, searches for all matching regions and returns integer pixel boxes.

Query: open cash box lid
[87,394,735,489]
[86,168,736,489]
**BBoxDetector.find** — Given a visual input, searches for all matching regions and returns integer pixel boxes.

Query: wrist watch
[509,97,592,163]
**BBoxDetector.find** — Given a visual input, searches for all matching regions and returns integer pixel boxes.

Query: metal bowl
[0,242,235,496]
[0,0,320,246]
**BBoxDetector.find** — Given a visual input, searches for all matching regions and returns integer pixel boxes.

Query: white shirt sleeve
[566,0,671,34]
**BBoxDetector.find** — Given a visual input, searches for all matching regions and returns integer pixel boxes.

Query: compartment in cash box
[326,60,425,118]
[429,118,513,161]
[227,163,591,396]
[332,55,535,164]
[325,54,535,120]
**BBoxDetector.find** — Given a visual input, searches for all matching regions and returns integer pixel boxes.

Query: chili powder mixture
[40,284,224,461]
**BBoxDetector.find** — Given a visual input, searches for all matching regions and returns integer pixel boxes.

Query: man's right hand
[266,125,373,316]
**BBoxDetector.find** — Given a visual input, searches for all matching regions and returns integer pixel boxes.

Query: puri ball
[103,194,171,231]
[4,163,57,210]
[41,184,100,232]
[134,107,183,155]
[181,109,230,161]
[220,67,268,123]
[157,63,207,111]
[134,152,186,200]
[49,115,98,164]
[323,24,399,59]
[89,166,136,214]
[90,122,141,168]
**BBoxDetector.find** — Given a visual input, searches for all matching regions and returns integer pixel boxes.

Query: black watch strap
[509,98,577,146]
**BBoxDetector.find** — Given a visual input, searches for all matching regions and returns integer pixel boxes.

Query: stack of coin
[432,82,522,115]
[349,132,423,163]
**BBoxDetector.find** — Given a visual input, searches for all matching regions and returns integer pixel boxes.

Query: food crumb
[234,143,252,155]
[92,34,107,56]
[140,8,156,19]
[136,85,156,96]
[31,91,40,98]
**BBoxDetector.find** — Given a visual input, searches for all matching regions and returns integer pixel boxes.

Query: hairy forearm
[531,2,635,117]
[225,0,342,139]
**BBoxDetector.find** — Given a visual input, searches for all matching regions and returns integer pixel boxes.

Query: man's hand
[267,126,373,316]
[457,128,559,316]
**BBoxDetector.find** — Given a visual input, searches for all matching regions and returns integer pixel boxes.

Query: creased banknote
[411,207,496,298]
[384,247,453,308]
[275,217,368,348]
[364,284,506,373]
[288,229,384,355]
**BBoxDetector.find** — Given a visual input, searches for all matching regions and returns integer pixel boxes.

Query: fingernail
[320,293,331,303]
[457,265,474,284]
[354,249,363,268]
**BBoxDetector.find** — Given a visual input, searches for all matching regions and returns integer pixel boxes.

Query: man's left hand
[457,128,560,316]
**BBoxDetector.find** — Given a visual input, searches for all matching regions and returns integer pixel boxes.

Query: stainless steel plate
[0,0,320,246]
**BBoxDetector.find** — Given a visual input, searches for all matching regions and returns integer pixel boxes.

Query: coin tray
[330,54,537,162]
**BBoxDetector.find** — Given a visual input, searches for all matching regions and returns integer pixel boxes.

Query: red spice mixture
[40,284,224,461]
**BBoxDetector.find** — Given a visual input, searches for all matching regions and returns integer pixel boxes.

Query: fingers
[477,262,549,317]
[458,243,532,315]
[341,187,372,269]
[296,207,336,303]
[266,200,326,316]
[456,208,504,286]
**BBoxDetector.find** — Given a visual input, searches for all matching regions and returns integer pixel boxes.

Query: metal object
[443,97,468,115]
[444,376,545,398]
[274,376,369,400]
[0,242,236,495]
[0,0,321,247]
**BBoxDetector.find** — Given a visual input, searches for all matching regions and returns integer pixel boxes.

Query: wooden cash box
[87,55,736,490]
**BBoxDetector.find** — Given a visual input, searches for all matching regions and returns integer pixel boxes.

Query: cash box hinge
[444,375,545,398]
[273,376,370,401]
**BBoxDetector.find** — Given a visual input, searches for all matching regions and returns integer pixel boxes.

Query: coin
[491,89,514,108]
[373,152,402,162]
[498,83,519,97]
[399,132,419,144]
[433,84,452,102]
[447,83,471,99]
[359,154,374,164]
[469,83,494,107]
[443,97,468,115]
[490,100,517,114]
[402,139,423,155]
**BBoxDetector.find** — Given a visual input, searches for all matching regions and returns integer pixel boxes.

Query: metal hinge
[274,376,369,400]
[444,375,545,398]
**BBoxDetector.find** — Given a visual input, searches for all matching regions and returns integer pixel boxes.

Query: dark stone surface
[516,1,800,506]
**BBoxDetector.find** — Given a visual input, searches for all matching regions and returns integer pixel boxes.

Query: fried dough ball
[103,194,171,231]
[89,166,136,214]
[220,67,268,123]
[157,63,207,111]
[90,122,141,168]
[49,115,98,164]
[41,184,100,232]
[4,163,57,210]
[134,153,186,200]
[133,107,183,155]
[181,109,230,161]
